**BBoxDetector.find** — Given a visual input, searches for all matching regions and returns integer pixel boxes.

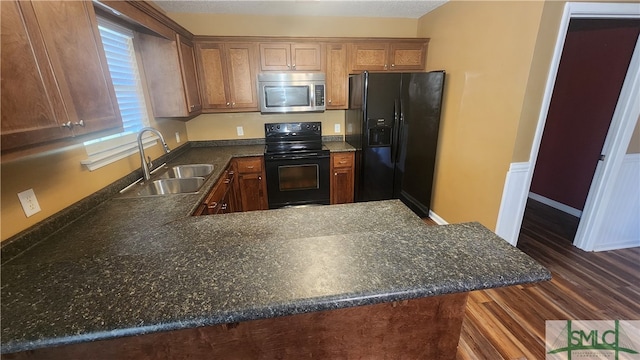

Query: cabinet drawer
[332,153,353,168]
[236,157,263,173]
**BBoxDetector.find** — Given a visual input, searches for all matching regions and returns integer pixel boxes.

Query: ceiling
[154,1,448,19]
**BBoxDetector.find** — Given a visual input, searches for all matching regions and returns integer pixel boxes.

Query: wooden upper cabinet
[195,41,258,112]
[389,42,428,71]
[349,42,390,72]
[259,42,322,71]
[349,41,427,72]
[137,31,201,118]
[177,35,202,115]
[1,0,122,152]
[325,43,348,110]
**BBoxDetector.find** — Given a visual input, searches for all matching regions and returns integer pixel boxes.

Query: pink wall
[530,19,640,211]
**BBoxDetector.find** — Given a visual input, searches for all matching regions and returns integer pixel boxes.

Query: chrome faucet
[137,127,170,181]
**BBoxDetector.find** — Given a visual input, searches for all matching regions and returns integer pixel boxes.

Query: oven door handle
[266,154,330,160]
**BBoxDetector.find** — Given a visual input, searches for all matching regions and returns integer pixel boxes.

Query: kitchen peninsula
[1,144,550,359]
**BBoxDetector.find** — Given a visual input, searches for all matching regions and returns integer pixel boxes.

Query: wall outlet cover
[334,124,341,133]
[237,126,244,136]
[18,188,41,217]
[175,132,181,143]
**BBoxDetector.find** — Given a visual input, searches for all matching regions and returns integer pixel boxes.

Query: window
[81,17,156,171]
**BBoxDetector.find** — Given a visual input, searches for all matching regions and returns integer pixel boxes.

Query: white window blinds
[96,17,149,135]
[81,17,156,171]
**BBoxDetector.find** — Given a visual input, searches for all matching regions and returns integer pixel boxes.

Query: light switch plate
[334,124,341,133]
[18,188,41,217]
[175,132,181,143]
[237,126,244,136]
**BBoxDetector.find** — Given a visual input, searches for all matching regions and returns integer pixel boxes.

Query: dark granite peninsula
[1,144,550,359]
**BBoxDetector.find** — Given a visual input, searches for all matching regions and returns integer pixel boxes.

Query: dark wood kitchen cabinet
[234,157,269,211]
[137,32,202,118]
[194,41,259,112]
[330,152,355,204]
[1,0,122,152]
[194,164,238,216]
[259,42,322,71]
[349,40,427,72]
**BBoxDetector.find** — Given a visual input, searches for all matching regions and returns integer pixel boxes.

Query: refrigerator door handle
[396,99,405,163]
[391,99,400,163]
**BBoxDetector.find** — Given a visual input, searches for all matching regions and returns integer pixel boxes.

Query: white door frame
[502,2,640,250]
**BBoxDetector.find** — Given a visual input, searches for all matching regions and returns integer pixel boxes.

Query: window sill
[81,133,158,171]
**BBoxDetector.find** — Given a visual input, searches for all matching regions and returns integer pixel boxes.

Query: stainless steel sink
[135,177,206,196]
[160,164,215,179]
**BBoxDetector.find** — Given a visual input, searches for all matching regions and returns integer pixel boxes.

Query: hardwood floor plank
[455,199,639,359]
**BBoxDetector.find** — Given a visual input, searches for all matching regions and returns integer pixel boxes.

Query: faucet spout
[137,127,170,181]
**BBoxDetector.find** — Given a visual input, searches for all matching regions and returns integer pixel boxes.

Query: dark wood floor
[427,199,640,360]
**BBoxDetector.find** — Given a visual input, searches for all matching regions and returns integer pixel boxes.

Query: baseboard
[428,210,448,225]
[592,238,640,252]
[528,192,582,217]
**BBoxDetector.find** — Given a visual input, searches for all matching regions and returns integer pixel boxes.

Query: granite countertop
[0,142,549,354]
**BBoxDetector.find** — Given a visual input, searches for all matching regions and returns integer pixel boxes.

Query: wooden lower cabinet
[234,157,268,211]
[330,152,355,204]
[3,293,468,360]
[194,164,237,216]
[195,157,268,216]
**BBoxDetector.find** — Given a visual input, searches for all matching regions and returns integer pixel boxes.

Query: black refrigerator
[345,70,445,217]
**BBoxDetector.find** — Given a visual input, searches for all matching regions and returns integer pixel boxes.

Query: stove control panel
[265,122,322,139]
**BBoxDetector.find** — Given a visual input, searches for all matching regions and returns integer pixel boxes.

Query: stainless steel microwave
[257,73,325,113]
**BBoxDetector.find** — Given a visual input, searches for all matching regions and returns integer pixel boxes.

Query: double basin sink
[122,164,214,197]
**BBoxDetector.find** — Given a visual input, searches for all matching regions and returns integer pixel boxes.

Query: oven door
[265,154,330,209]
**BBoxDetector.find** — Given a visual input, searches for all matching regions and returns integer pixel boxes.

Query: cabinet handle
[226,102,231,106]
[74,120,85,127]
[338,161,347,164]
[391,63,395,68]
[224,179,231,184]
[246,165,254,169]
[258,176,262,180]
[335,172,338,176]
[287,64,291,68]
[208,202,218,209]
[328,99,332,104]
[221,203,228,211]
[190,105,195,110]
[61,121,73,129]
[292,64,296,69]
[232,102,236,106]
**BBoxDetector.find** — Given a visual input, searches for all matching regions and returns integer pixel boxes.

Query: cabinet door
[330,152,355,204]
[349,42,389,72]
[259,43,291,71]
[290,43,322,71]
[225,43,259,110]
[1,0,70,151]
[28,0,121,136]
[177,34,202,115]
[195,42,231,110]
[325,43,348,110]
[138,31,200,118]
[238,173,268,211]
[389,42,427,71]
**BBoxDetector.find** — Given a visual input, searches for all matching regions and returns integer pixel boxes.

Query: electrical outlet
[18,188,41,217]
[175,132,181,143]
[237,126,244,136]
[334,124,341,133]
